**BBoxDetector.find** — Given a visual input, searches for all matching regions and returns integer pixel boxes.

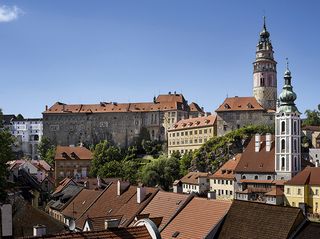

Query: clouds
[0,5,22,23]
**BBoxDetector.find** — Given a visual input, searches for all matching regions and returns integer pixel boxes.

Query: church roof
[215,96,265,112]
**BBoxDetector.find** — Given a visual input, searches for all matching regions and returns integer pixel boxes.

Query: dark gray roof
[50,184,82,211]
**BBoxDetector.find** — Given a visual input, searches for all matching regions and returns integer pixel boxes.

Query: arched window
[254,175,258,180]
[294,139,297,153]
[281,157,285,169]
[281,121,285,133]
[281,139,285,152]
[294,157,297,171]
[294,121,297,135]
[267,176,272,180]
[242,175,246,179]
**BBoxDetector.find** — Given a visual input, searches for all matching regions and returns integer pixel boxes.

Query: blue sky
[0,0,319,118]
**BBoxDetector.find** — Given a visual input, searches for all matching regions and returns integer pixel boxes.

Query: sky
[0,0,319,118]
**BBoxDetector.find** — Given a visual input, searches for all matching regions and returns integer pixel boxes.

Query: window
[281,139,285,152]
[242,175,246,179]
[281,121,285,133]
[194,130,198,135]
[199,130,202,134]
[177,132,179,137]
[267,176,272,180]
[316,189,319,196]
[230,191,233,195]
[254,175,258,180]
[173,133,175,137]
[294,121,297,134]
[223,125,227,131]
[190,131,193,135]
[298,188,302,195]
[294,139,297,153]
[204,129,207,134]
[281,157,285,169]
[287,188,290,194]
[221,180,224,185]
[185,131,188,136]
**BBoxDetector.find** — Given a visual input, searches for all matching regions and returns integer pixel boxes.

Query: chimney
[137,185,146,203]
[33,225,46,237]
[97,176,101,188]
[316,161,319,167]
[104,219,120,229]
[255,134,261,152]
[45,105,48,111]
[117,180,130,196]
[266,133,272,152]
[207,191,216,200]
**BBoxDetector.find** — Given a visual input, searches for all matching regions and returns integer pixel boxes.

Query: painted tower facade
[275,65,301,180]
[253,18,277,110]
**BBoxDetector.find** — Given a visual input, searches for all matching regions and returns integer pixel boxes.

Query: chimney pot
[266,133,272,152]
[117,180,129,196]
[255,134,261,152]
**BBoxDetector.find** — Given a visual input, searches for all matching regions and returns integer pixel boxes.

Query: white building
[180,172,210,195]
[11,118,43,159]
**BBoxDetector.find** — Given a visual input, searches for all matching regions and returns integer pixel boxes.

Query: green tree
[90,140,122,177]
[97,160,122,178]
[122,160,140,184]
[44,147,56,166]
[0,130,15,202]
[140,155,181,190]
[0,108,3,128]
[16,114,24,120]
[180,151,193,175]
[303,109,320,126]
[38,137,53,160]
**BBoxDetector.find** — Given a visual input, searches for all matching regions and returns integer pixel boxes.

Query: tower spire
[263,16,266,30]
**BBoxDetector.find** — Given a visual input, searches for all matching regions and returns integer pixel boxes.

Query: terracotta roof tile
[53,178,77,195]
[265,187,284,196]
[216,96,265,112]
[235,135,275,173]
[55,146,93,161]
[137,191,190,230]
[211,154,242,180]
[285,166,320,186]
[217,200,305,239]
[75,182,158,230]
[61,189,102,220]
[161,198,231,239]
[22,226,152,239]
[189,102,204,113]
[169,115,216,131]
[180,172,209,185]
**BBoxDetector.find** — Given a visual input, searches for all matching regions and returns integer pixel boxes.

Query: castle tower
[253,17,277,110]
[275,62,301,180]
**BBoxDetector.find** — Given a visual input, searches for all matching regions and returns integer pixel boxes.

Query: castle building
[216,19,276,136]
[43,93,204,148]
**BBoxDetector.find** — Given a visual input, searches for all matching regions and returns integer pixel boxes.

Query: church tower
[275,62,301,180]
[253,17,277,110]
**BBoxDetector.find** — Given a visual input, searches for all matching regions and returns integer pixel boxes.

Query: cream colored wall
[308,186,320,213]
[210,178,234,200]
[284,185,306,208]
[168,125,215,156]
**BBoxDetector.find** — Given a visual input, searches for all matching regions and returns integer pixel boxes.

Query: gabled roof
[55,146,93,161]
[76,182,158,230]
[294,221,320,239]
[169,115,216,131]
[216,96,265,112]
[285,166,320,186]
[211,154,242,180]
[180,172,209,185]
[235,136,275,173]
[301,125,320,132]
[49,185,83,211]
[136,191,190,230]
[217,200,305,239]
[156,93,186,104]
[161,198,231,239]
[22,226,153,239]
[189,102,204,113]
[61,189,102,220]
[53,178,77,195]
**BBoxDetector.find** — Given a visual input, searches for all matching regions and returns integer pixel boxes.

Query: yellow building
[209,154,241,200]
[167,115,216,156]
[284,166,320,214]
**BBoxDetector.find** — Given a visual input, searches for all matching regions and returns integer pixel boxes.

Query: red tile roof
[216,96,265,112]
[161,198,231,239]
[137,191,190,230]
[22,226,152,239]
[55,146,93,161]
[53,178,76,195]
[156,94,186,104]
[302,125,320,132]
[61,189,102,220]
[169,115,216,131]
[180,172,209,185]
[265,187,284,196]
[235,135,275,173]
[211,154,242,180]
[75,182,158,230]
[189,102,204,113]
[285,166,320,186]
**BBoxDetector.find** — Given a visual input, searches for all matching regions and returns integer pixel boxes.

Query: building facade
[216,19,276,136]
[10,118,43,159]
[284,167,320,214]
[43,93,204,148]
[54,145,93,184]
[179,172,210,195]
[167,115,216,156]
[209,154,241,200]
